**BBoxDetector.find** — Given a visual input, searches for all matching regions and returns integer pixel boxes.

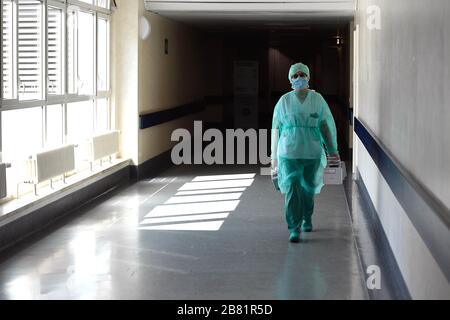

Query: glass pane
[1,107,43,162]
[78,11,94,95]
[67,101,94,144]
[96,99,109,133]
[1,0,16,99]
[18,0,43,100]
[97,18,109,92]
[67,10,77,94]
[47,7,64,95]
[97,0,110,9]
[46,104,63,148]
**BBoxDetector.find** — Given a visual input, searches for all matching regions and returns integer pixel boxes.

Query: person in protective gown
[271,62,340,243]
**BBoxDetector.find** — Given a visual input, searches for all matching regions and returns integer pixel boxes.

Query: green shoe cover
[301,219,313,232]
[289,231,300,243]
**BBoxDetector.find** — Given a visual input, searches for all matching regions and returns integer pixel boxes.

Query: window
[97,17,109,92]
[1,107,43,198]
[67,101,94,144]
[47,6,64,95]
[67,9,77,95]
[45,104,63,148]
[1,0,112,200]
[77,11,95,95]
[18,0,43,101]
[1,107,43,162]
[67,9,95,95]
[77,0,112,8]
[95,98,109,133]
[2,0,16,99]
[97,0,110,10]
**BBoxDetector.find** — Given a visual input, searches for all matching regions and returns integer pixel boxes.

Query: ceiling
[144,0,356,30]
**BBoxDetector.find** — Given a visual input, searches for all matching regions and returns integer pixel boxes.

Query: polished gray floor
[0,165,368,299]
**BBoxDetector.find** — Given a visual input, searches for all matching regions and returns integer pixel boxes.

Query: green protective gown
[271,89,338,235]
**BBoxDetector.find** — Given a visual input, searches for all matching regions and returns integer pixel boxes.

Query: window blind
[18,0,42,100]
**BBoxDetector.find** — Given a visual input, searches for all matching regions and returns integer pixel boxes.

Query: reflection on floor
[0,165,369,299]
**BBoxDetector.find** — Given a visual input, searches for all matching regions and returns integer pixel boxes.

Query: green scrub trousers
[278,157,324,234]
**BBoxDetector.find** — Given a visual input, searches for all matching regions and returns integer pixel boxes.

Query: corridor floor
[0,164,368,299]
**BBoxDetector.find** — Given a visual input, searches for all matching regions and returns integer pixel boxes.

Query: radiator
[0,163,6,199]
[26,144,76,185]
[89,131,120,163]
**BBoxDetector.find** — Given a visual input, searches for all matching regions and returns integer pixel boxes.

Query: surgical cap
[288,62,310,81]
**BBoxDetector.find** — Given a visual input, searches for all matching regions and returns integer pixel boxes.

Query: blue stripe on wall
[354,117,450,282]
[139,101,205,130]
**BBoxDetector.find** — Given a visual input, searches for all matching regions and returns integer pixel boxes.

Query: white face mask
[291,76,309,90]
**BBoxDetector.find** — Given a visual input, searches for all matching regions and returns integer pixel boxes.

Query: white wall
[357,0,450,209]
[111,0,140,165]
[355,0,450,299]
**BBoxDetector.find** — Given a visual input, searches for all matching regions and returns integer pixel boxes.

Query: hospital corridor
[0,0,449,302]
